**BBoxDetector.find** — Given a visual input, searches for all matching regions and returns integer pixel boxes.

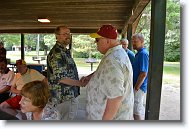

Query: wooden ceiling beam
[121,0,150,35]
[0,15,129,21]
[1,0,133,6]
[0,28,122,34]
[0,20,124,33]
[0,0,149,33]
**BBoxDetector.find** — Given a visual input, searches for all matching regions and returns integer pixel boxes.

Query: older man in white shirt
[81,25,134,120]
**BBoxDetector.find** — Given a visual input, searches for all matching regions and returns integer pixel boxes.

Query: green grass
[74,58,100,69]
[163,62,180,86]
[163,65,180,75]
[7,51,47,63]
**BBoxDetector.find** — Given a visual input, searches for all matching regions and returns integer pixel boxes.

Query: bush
[73,51,89,58]
[91,52,103,59]
[73,51,102,59]
[164,46,180,62]
[164,51,180,62]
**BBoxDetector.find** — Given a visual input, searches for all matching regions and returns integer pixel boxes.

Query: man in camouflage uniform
[47,25,80,120]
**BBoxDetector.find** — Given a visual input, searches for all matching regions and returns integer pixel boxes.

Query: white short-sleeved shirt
[0,70,15,91]
[86,45,134,120]
[12,68,45,91]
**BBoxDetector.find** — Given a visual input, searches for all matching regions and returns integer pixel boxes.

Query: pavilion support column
[127,24,132,50]
[21,33,25,60]
[145,0,166,120]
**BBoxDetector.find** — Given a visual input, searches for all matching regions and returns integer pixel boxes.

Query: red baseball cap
[15,59,26,66]
[90,24,118,39]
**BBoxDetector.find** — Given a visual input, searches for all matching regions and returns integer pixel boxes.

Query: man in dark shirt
[47,25,80,120]
[0,41,6,59]
[121,38,135,67]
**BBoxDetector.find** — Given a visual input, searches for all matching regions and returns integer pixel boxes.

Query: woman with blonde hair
[19,81,60,120]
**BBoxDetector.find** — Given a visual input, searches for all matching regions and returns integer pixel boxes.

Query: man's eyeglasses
[95,38,106,43]
[57,33,71,36]
[95,38,99,43]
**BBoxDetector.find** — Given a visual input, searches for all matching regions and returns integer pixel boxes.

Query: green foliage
[25,34,49,51]
[91,52,103,59]
[72,34,100,58]
[135,3,151,50]
[44,34,56,49]
[136,0,180,62]
[73,51,89,58]
[0,33,100,58]
[164,29,180,61]
[0,34,21,50]
[164,0,180,61]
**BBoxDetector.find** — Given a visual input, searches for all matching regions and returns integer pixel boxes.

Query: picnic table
[32,56,46,64]
[85,58,98,71]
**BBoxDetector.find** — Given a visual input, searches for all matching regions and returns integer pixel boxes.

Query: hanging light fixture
[37,18,50,23]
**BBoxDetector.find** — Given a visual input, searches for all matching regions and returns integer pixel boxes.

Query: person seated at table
[0,59,46,120]
[0,58,15,103]
[19,80,60,120]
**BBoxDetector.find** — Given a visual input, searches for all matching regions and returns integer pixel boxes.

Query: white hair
[120,38,129,45]
[132,33,144,43]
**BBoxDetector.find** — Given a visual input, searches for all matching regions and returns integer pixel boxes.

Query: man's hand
[79,76,90,87]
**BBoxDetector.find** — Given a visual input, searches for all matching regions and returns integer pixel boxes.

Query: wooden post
[145,0,167,120]
[21,33,25,60]
[127,24,132,50]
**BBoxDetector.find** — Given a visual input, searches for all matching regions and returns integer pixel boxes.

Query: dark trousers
[0,92,10,103]
[0,109,18,120]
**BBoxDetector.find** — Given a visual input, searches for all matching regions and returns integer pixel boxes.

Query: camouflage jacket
[47,42,80,104]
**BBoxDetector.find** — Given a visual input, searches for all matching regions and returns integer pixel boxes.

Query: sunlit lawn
[163,62,180,86]
[74,58,100,69]
[7,51,46,63]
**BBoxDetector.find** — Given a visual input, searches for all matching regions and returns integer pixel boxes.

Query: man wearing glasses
[47,25,80,120]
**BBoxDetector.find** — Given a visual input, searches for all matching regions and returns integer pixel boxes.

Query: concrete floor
[75,87,87,120]
[76,68,180,120]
